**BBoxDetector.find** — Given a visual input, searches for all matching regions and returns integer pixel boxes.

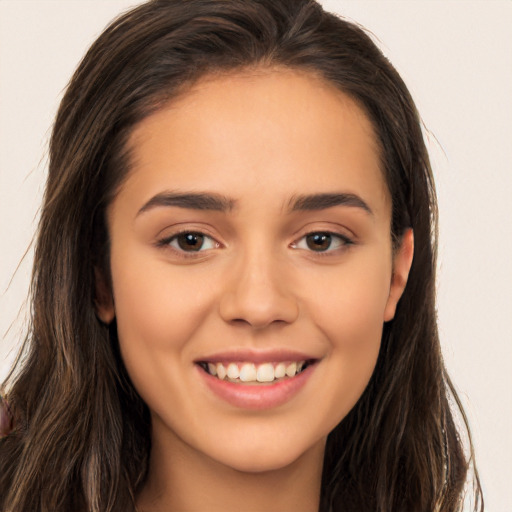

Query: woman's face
[98,68,412,473]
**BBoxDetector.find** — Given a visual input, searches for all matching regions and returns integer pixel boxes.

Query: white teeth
[274,363,286,378]
[285,362,297,377]
[204,360,308,382]
[226,363,239,379]
[216,363,227,380]
[256,363,274,382]
[239,363,256,382]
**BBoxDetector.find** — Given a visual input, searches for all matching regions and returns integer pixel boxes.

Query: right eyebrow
[288,192,373,216]
[137,191,236,216]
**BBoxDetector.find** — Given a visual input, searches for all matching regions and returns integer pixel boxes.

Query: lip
[194,348,318,365]
[196,359,317,410]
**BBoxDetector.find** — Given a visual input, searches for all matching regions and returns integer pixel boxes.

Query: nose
[219,249,299,329]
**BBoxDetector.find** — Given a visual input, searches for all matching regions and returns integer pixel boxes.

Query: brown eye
[176,233,205,251]
[305,233,333,252]
[292,231,352,253]
[162,231,218,253]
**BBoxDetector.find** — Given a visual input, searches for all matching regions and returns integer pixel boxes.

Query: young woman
[0,1,483,511]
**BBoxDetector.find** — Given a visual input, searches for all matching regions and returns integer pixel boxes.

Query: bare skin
[138,431,325,512]
[97,67,413,511]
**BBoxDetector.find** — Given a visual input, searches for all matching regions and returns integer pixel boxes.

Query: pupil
[307,233,331,251]
[177,233,204,251]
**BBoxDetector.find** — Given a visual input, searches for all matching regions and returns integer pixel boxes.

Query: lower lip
[197,363,316,410]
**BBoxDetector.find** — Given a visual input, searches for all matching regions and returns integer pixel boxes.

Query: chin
[205,433,325,474]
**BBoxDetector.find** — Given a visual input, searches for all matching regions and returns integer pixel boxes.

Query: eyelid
[155,226,354,259]
[156,229,222,258]
[170,233,217,251]
[290,231,354,253]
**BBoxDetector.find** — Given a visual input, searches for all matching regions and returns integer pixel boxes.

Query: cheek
[320,276,390,345]
[301,253,392,413]
[109,249,216,387]
[306,249,392,336]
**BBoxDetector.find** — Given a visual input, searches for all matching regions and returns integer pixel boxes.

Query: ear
[383,229,414,322]
[94,267,115,324]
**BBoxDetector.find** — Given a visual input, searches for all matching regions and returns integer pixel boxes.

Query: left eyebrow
[137,191,236,216]
[288,192,373,215]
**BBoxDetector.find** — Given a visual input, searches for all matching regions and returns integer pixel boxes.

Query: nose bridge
[219,238,299,328]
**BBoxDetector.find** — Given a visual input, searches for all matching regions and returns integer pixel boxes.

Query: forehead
[120,67,389,219]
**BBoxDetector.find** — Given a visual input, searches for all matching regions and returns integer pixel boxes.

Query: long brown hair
[0,1,483,510]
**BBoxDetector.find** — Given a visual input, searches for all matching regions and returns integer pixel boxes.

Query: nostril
[220,298,300,329]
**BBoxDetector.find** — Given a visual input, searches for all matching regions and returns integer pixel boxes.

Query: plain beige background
[1,1,511,510]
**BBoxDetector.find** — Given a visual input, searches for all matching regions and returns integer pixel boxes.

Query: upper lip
[194,348,320,364]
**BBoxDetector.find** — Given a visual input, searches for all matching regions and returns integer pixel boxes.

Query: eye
[292,232,352,253]
[164,232,218,252]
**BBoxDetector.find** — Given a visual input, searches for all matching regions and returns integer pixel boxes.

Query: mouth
[197,359,316,384]
[194,350,319,409]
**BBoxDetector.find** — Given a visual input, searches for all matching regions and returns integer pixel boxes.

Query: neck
[137,422,325,512]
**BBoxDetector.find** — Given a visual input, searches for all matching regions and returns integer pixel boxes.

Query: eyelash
[156,230,354,259]
[156,230,219,259]
[290,232,354,255]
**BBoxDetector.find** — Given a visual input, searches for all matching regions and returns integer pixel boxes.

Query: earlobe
[94,267,115,324]
[383,229,414,322]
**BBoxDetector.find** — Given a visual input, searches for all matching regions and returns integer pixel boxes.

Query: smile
[198,360,312,383]
[195,356,318,410]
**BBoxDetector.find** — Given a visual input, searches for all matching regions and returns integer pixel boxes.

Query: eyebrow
[137,191,236,216]
[136,190,373,217]
[288,193,373,215]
